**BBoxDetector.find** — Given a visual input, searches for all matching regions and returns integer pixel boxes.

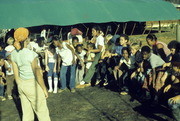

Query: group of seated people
[0,26,179,120]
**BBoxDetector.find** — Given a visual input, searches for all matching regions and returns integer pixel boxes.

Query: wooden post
[148,23,153,34]
[158,21,161,33]
[176,20,180,42]
[85,28,89,37]
[131,23,136,35]
[123,23,127,34]
[114,24,120,35]
[58,28,62,38]
[46,29,50,40]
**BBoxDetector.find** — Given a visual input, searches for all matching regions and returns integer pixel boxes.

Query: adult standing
[11,28,50,121]
[79,26,105,86]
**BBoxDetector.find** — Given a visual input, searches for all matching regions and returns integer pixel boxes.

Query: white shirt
[5,45,15,53]
[47,50,57,63]
[11,48,38,80]
[77,50,86,62]
[5,60,14,75]
[41,29,46,38]
[56,47,73,66]
[27,41,38,50]
[120,56,135,69]
[95,35,105,52]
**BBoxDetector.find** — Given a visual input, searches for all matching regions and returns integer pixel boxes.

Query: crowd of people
[0,26,179,121]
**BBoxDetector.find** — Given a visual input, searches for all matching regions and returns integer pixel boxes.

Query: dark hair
[171,53,180,67]
[0,42,6,49]
[168,40,179,49]
[76,44,83,49]
[36,37,45,47]
[52,35,60,41]
[141,46,151,53]
[120,34,129,41]
[48,43,56,54]
[146,34,157,41]
[92,25,102,32]
[121,47,130,55]
[87,43,95,49]
[72,36,79,42]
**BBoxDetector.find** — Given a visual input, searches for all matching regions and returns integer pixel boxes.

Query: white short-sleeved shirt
[11,48,38,80]
[5,45,15,53]
[77,50,86,62]
[27,41,38,50]
[56,47,73,66]
[120,56,135,69]
[148,53,165,69]
[95,35,105,52]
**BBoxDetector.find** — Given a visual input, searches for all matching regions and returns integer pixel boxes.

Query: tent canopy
[0,0,180,29]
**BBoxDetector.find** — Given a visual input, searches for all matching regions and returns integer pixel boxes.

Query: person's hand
[43,89,48,98]
[169,95,180,105]
[131,72,136,80]
[45,66,49,72]
[164,84,171,93]
[114,66,119,70]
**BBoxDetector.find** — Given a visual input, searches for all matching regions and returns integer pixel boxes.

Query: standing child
[75,44,86,85]
[84,43,95,74]
[45,43,58,93]
[0,55,6,101]
[4,52,15,99]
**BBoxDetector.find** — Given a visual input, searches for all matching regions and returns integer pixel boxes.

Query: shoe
[120,91,128,95]
[70,88,76,93]
[8,95,13,100]
[80,81,85,85]
[48,89,53,93]
[58,89,65,93]
[0,96,6,101]
[76,83,91,88]
[53,89,57,94]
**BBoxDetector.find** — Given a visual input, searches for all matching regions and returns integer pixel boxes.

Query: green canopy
[0,0,180,29]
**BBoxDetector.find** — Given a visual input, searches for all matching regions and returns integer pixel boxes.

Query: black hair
[120,34,129,41]
[141,46,151,53]
[36,37,45,47]
[72,36,79,42]
[146,34,157,41]
[0,42,6,49]
[171,53,180,67]
[121,47,130,55]
[48,43,56,54]
[87,43,95,49]
[168,40,180,53]
[76,44,83,49]
[92,25,102,32]
[52,35,60,41]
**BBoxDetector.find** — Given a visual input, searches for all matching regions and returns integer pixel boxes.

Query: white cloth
[5,45,15,53]
[77,50,86,62]
[148,53,165,69]
[47,50,57,63]
[5,60,14,75]
[40,29,46,39]
[86,53,95,69]
[119,56,135,69]
[11,48,38,80]
[56,46,73,66]
[95,35,105,52]
[27,41,38,51]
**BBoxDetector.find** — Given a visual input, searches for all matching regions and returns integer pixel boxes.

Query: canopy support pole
[158,21,161,33]
[176,20,180,42]
[114,24,120,35]
[131,23,136,35]
[123,23,127,34]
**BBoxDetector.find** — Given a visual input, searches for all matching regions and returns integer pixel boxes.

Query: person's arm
[169,95,180,105]
[157,44,167,61]
[65,44,76,64]
[31,57,48,98]
[89,45,103,53]
[12,61,21,84]
[44,50,49,71]
[57,54,61,73]
[152,68,156,87]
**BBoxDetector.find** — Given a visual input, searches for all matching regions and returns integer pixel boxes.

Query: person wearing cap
[11,28,51,121]
[5,37,15,53]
